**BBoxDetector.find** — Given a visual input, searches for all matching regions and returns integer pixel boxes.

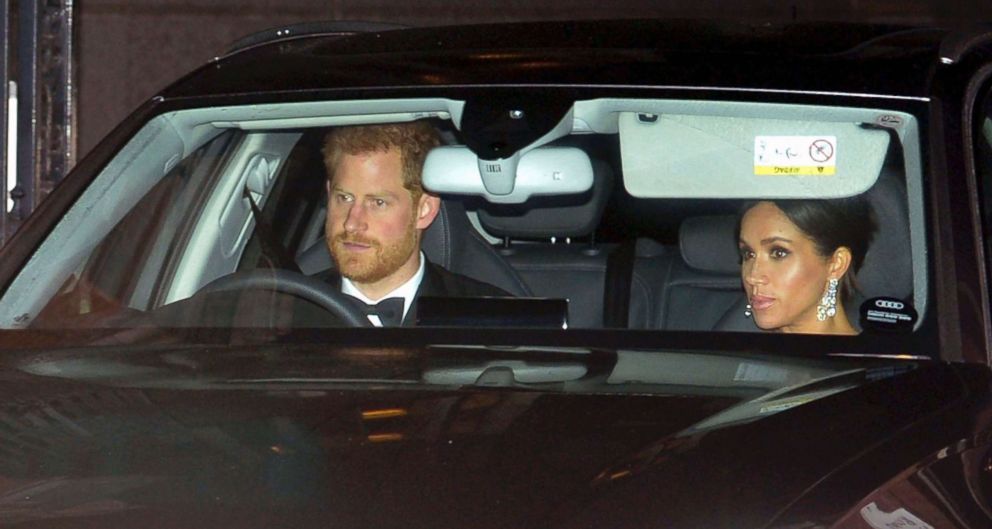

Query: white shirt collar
[340,252,425,326]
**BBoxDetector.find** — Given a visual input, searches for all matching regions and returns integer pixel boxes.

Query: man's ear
[415,192,441,230]
[828,246,853,280]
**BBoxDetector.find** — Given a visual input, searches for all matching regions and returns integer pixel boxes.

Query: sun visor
[620,113,890,198]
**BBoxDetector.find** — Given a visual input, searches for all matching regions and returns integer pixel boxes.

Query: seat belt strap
[603,239,637,328]
[243,187,302,273]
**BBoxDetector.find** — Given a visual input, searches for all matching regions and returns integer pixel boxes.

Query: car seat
[474,160,630,327]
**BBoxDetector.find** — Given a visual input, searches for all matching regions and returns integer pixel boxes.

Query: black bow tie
[346,295,405,326]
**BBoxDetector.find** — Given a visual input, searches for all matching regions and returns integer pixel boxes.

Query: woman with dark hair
[737,197,875,335]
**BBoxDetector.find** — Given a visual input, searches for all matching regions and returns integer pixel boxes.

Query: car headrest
[677,168,913,300]
[423,197,533,295]
[476,160,613,239]
[679,215,740,274]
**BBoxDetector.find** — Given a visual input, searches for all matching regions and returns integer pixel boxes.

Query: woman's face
[738,202,835,333]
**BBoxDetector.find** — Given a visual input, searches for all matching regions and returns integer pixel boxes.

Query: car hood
[0,343,988,528]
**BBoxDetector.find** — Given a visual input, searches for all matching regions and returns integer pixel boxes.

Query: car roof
[159,20,948,101]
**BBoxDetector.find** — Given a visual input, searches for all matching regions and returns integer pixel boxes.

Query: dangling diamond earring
[816,278,839,321]
[744,303,752,318]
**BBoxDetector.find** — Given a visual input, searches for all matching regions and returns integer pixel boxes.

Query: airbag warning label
[754,136,836,175]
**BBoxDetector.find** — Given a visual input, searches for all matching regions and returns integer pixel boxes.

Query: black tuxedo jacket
[318,261,510,326]
[148,261,508,329]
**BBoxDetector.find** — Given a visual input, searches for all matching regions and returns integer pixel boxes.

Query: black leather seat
[475,161,629,327]
[630,216,741,330]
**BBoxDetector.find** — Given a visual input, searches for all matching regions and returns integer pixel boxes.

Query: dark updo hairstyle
[740,196,877,300]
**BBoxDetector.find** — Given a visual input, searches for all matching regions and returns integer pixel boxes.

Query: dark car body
[0,344,987,529]
[1,19,992,528]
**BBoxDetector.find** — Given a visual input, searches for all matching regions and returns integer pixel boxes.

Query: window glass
[0,129,237,327]
[0,98,927,347]
[972,86,992,315]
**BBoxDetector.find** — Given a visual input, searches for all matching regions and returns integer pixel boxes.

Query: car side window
[973,83,992,309]
[31,131,238,324]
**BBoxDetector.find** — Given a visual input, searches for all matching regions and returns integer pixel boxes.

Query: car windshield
[0,94,934,356]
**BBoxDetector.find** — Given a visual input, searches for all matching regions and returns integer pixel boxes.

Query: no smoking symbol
[809,139,834,163]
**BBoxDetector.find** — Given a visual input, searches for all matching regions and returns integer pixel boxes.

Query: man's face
[325,147,438,293]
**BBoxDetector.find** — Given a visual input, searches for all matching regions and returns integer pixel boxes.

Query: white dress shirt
[340,252,426,327]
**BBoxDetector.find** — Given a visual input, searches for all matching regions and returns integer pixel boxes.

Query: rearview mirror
[422,146,594,204]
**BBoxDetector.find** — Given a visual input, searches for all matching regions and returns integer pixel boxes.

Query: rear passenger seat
[473,154,749,330]
[480,211,743,330]
[474,161,744,330]
[475,161,649,328]
[631,216,742,330]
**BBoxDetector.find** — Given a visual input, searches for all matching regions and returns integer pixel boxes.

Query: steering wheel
[199,269,371,327]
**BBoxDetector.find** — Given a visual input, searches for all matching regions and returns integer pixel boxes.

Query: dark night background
[75,0,986,160]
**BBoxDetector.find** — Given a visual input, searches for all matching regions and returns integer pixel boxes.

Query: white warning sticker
[754,136,837,175]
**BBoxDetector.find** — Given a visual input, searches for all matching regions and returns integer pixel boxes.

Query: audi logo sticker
[860,297,918,333]
[874,299,904,310]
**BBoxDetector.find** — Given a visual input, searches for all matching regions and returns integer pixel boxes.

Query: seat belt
[603,239,637,328]
[243,187,302,273]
